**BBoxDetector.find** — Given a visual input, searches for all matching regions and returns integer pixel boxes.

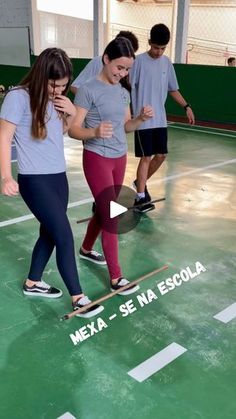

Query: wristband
[184,103,191,111]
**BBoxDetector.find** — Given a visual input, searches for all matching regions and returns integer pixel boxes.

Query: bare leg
[147,154,166,180]
[136,156,152,193]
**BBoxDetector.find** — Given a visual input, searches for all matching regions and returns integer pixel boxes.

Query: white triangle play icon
[110,201,128,219]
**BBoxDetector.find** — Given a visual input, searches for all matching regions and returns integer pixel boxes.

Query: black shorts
[134,128,168,157]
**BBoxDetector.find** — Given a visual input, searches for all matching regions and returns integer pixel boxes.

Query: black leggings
[18,172,82,296]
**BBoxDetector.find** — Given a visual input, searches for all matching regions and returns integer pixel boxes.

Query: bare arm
[70,85,78,96]
[0,119,19,196]
[169,90,195,125]
[68,106,113,140]
[124,105,154,133]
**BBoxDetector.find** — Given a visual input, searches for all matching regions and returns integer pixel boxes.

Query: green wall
[0,59,235,125]
[166,63,236,125]
[0,56,89,93]
[0,64,30,90]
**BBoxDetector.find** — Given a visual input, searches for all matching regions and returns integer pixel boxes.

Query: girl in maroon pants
[69,37,153,295]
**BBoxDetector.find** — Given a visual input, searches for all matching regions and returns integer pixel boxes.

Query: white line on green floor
[1,158,235,228]
[170,124,236,138]
[213,302,236,323]
[148,158,236,186]
[0,197,93,228]
[127,342,187,382]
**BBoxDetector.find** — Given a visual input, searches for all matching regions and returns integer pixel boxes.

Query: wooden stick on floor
[127,197,166,210]
[76,197,166,225]
[60,264,168,321]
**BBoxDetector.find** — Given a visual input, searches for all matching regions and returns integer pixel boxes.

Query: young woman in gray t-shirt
[69,37,153,296]
[0,48,104,318]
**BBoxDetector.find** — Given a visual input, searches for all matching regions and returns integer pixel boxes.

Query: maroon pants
[82,149,127,280]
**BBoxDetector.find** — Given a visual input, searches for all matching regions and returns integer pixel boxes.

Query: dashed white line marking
[127,342,187,382]
[213,302,236,323]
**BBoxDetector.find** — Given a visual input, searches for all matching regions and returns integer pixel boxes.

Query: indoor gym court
[0,122,235,419]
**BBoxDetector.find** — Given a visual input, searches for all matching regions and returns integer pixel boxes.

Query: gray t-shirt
[0,88,66,174]
[130,52,179,129]
[71,56,103,89]
[74,78,130,158]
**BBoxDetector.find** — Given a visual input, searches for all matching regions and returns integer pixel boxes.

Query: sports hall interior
[0,1,235,418]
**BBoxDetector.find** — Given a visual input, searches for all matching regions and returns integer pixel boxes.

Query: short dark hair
[150,24,170,45]
[227,56,235,65]
[116,31,139,53]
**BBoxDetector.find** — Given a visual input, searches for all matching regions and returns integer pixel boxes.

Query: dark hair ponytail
[102,37,135,64]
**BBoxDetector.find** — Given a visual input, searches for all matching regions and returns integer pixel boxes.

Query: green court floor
[0,124,235,419]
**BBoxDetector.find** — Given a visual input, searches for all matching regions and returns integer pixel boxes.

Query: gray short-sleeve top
[0,88,66,174]
[74,78,130,158]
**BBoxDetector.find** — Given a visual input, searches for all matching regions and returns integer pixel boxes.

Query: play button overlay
[95,184,141,234]
[110,201,127,218]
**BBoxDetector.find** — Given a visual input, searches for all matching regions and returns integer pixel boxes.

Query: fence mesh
[34,0,236,66]
[109,0,236,66]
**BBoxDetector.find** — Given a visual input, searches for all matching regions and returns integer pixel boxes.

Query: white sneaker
[110,277,140,296]
[79,249,107,265]
[73,296,104,318]
[23,280,62,298]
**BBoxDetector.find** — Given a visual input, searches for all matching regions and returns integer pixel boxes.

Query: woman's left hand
[140,105,154,121]
[53,95,76,117]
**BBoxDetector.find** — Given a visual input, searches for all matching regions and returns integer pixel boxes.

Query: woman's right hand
[95,121,113,138]
[1,177,19,196]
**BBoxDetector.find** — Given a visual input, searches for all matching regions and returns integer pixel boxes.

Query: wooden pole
[76,197,166,224]
[60,264,168,321]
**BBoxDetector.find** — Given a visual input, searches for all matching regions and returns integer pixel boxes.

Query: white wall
[0,0,34,54]
[38,12,95,58]
[1,0,236,65]
[34,0,106,58]
[0,0,30,26]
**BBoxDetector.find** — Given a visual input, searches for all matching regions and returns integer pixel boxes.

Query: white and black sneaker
[23,280,62,298]
[110,277,140,296]
[132,179,152,202]
[73,296,104,318]
[79,248,107,265]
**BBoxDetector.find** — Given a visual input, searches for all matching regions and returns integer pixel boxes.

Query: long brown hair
[20,48,73,139]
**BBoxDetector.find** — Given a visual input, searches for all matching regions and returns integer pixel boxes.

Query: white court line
[0,197,93,228]
[170,124,236,138]
[1,158,236,228]
[57,413,76,419]
[67,198,93,208]
[213,302,236,323]
[168,121,236,134]
[127,342,187,382]
[148,158,236,186]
